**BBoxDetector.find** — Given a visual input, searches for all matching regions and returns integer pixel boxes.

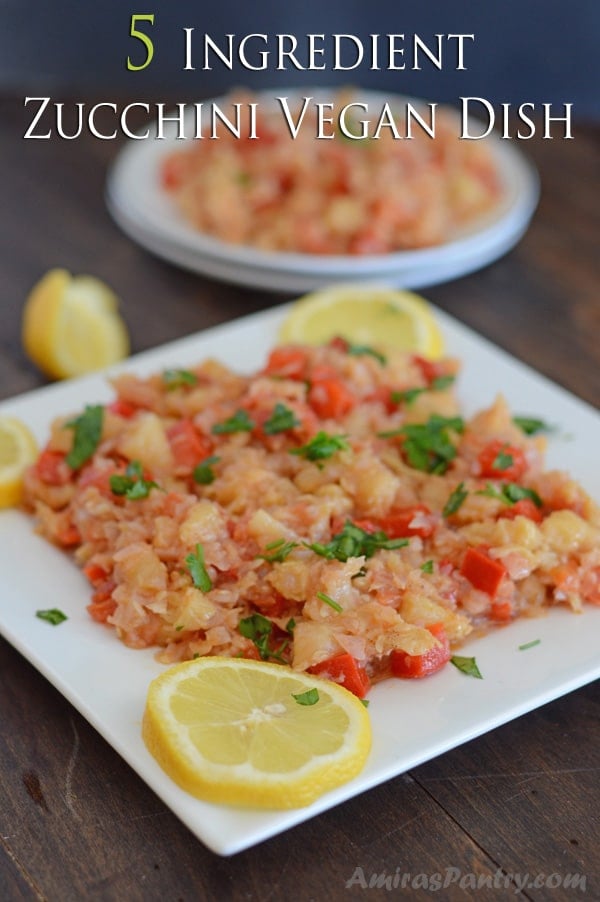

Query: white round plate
[106,90,539,292]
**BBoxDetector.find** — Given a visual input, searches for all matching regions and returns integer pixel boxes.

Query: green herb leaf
[162,368,198,390]
[443,482,468,517]
[316,591,343,613]
[307,520,408,563]
[390,375,455,407]
[212,409,255,435]
[290,431,350,462]
[379,415,464,475]
[185,543,212,592]
[109,460,159,500]
[513,416,553,436]
[238,613,288,663]
[292,688,320,706]
[518,639,541,651]
[263,402,300,435]
[492,446,514,471]
[36,608,68,626]
[450,655,483,679]
[502,484,543,507]
[257,538,299,563]
[420,560,434,574]
[476,482,542,508]
[193,455,221,485]
[360,698,370,708]
[346,343,387,366]
[66,405,104,469]
[285,617,296,634]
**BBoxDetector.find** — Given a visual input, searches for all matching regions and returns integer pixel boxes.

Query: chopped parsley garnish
[421,560,434,574]
[257,538,299,563]
[238,613,288,663]
[492,446,514,471]
[346,343,387,366]
[109,460,159,500]
[307,520,408,563]
[292,688,320,706]
[391,375,455,407]
[185,543,212,592]
[211,409,255,434]
[193,455,221,485]
[518,639,541,651]
[162,368,198,390]
[513,416,553,436]
[316,592,343,613]
[477,482,543,508]
[360,698,370,708]
[66,405,104,469]
[36,608,68,626]
[285,617,296,634]
[450,655,483,679]
[379,415,464,475]
[263,403,300,435]
[443,482,468,517]
[290,431,350,462]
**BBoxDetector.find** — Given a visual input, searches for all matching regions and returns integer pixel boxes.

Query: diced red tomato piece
[83,563,108,585]
[460,547,507,597]
[167,419,213,469]
[411,355,445,386]
[490,600,513,621]
[379,505,435,539]
[309,653,371,698]
[107,399,138,419]
[87,595,117,623]
[308,377,357,419]
[498,498,543,523]
[390,623,451,679]
[263,347,308,380]
[57,524,81,547]
[328,336,350,353]
[36,449,71,486]
[161,154,187,190]
[478,439,527,481]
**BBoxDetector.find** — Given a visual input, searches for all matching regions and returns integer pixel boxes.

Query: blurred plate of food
[106,89,539,291]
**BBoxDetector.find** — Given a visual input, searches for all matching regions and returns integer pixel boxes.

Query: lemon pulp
[143,656,371,809]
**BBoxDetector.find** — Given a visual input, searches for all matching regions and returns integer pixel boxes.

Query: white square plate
[1,302,599,856]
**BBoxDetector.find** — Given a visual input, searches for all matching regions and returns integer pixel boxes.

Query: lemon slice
[278,285,444,358]
[0,416,39,509]
[22,268,130,380]
[142,656,371,809]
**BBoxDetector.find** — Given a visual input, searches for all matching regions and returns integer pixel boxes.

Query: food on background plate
[161,91,501,255]
[0,416,39,509]
[143,656,371,808]
[22,334,600,700]
[22,269,130,380]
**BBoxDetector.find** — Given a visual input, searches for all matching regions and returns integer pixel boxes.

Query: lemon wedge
[0,416,39,509]
[278,285,444,358]
[142,656,371,809]
[22,268,130,380]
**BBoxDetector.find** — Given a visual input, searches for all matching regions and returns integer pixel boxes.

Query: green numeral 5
[127,14,155,71]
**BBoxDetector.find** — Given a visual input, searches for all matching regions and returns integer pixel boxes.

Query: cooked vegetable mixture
[161,92,501,255]
[23,340,600,697]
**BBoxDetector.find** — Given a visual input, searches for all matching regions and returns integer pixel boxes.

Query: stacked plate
[106,90,540,293]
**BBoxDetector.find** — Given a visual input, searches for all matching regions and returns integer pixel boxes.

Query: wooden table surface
[0,95,598,901]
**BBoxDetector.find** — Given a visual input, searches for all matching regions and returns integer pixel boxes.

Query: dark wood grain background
[0,96,598,901]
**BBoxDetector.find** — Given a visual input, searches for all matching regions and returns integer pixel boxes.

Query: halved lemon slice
[0,416,39,509]
[22,269,130,380]
[142,656,371,809]
[278,285,444,358]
